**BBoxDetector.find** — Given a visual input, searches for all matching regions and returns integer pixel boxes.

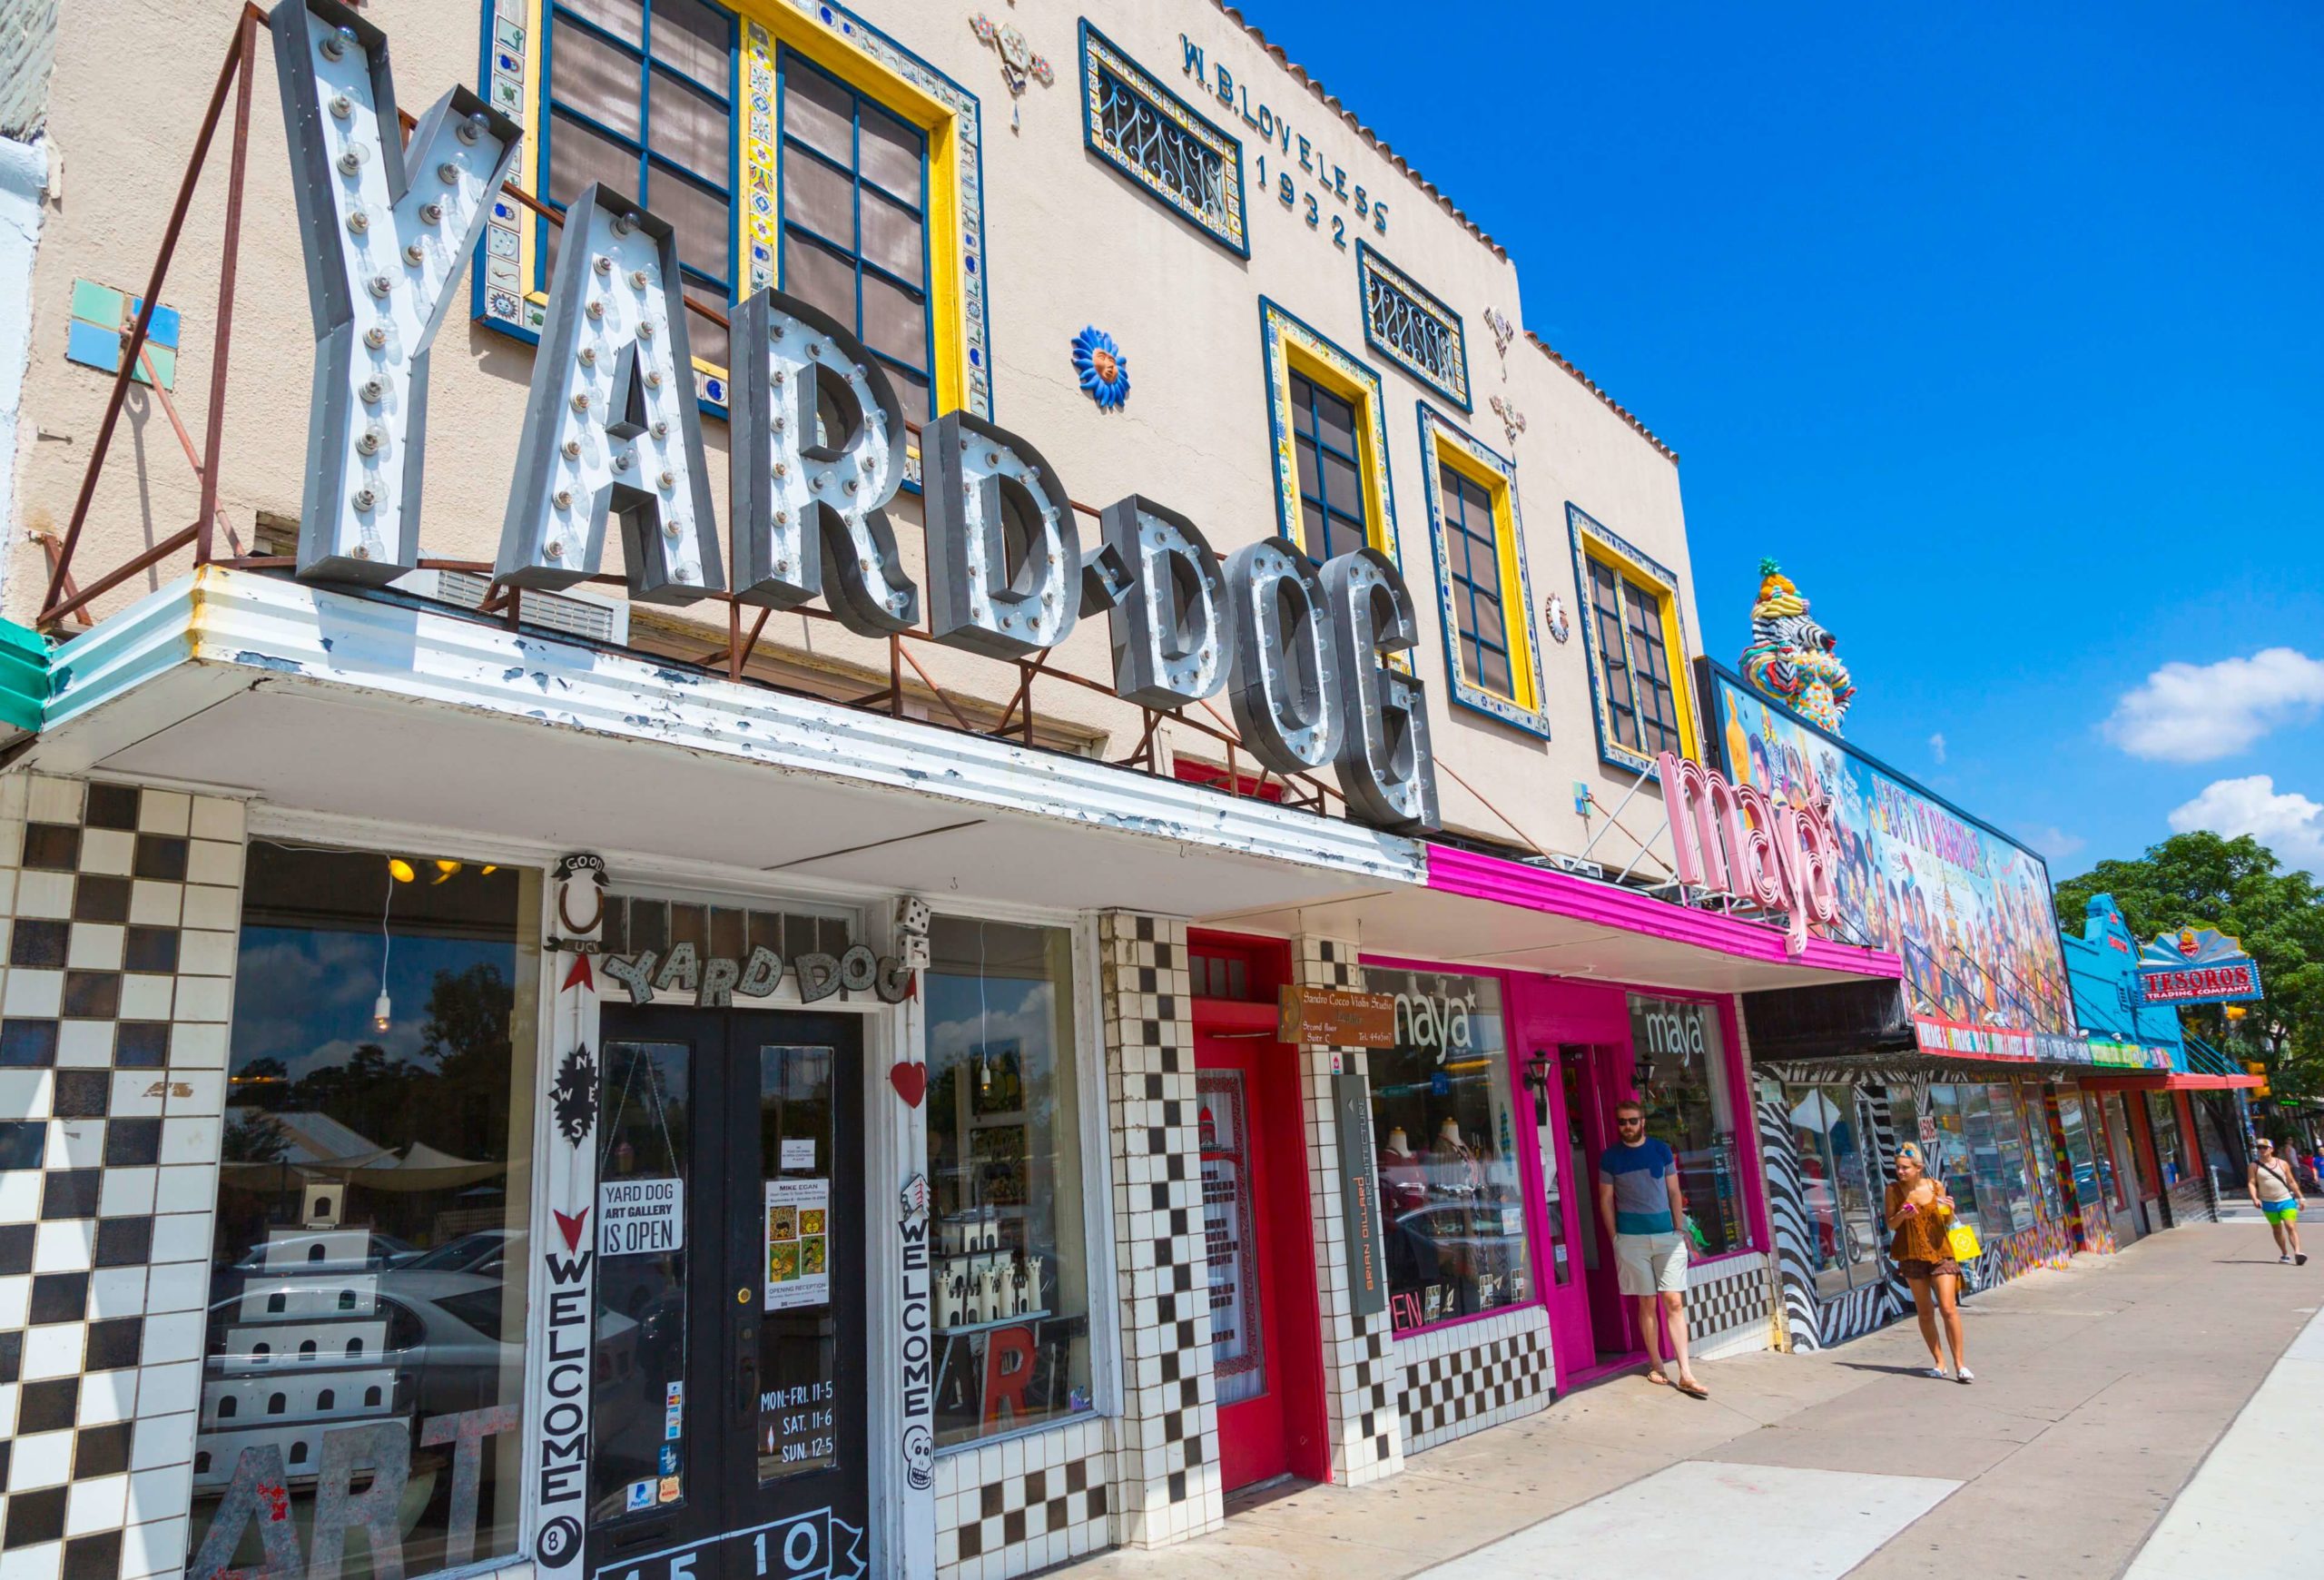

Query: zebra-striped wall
[1757,1086,1827,1349]
[1753,1068,2086,1350]
[1755,1085,1912,1351]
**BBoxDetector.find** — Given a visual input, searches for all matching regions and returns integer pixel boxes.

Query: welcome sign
[271,0,1438,834]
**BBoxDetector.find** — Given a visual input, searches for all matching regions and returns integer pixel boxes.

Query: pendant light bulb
[372,992,393,1032]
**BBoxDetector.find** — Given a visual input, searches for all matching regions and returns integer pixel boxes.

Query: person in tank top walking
[1887,1142,1972,1383]
[2252,1138,2307,1265]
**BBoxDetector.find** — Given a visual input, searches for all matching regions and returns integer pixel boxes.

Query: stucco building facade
[0,4,1912,1579]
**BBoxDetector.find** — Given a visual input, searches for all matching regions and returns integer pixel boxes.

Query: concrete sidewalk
[2126,1265,2324,1578]
[1058,1222,2318,1579]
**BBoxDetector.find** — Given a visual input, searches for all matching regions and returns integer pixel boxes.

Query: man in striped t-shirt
[1597,1099,1706,1398]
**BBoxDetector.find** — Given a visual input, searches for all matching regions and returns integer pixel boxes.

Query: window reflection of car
[226,1230,419,1275]
[1391,1201,1525,1260]
[203,1269,519,1428]
[399,1229,521,1278]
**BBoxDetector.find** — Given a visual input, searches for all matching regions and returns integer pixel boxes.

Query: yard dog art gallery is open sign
[271,0,1439,836]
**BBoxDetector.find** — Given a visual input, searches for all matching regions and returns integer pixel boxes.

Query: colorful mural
[1709,667,2081,1062]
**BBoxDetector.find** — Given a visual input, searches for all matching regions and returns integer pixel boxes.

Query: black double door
[587,1006,869,1580]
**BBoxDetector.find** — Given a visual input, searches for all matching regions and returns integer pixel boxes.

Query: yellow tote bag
[1945,1221,1982,1263]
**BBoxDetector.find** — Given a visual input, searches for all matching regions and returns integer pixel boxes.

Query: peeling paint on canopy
[41,568,1426,889]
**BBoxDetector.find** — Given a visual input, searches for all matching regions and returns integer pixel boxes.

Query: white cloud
[2169,775,2324,874]
[1928,732,1947,764]
[2104,648,2324,763]
[2016,824,2085,863]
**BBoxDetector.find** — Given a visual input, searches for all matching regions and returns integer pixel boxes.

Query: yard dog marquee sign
[2138,925,2264,1007]
[271,0,1437,833]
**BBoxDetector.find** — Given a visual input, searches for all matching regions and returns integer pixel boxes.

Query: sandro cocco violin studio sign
[271,0,1439,833]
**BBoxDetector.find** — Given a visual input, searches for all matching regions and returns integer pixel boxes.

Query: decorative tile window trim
[1078,21,1247,258]
[1358,243,1469,411]
[1417,406,1548,738]
[476,0,994,427]
[1256,298,1400,570]
[1566,502,1698,779]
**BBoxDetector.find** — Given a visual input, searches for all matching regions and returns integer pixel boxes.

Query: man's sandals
[1647,1370,1709,1399]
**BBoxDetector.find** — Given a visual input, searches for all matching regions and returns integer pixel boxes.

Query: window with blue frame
[544,0,736,370]
[1290,372,1370,564]
[777,50,936,420]
[1586,557,1682,757]
[1439,463,1512,699]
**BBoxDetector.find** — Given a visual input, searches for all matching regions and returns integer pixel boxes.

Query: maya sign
[1659,750,1840,954]
[271,0,1437,833]
[2138,925,2264,1006]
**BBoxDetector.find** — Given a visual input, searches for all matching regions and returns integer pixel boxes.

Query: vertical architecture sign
[534,854,606,1580]
[1333,1072,1388,1319]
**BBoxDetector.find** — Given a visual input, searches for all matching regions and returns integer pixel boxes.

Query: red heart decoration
[888,1062,927,1109]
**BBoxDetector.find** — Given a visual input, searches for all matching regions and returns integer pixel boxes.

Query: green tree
[220,1108,290,1163]
[2053,832,2324,1094]
[414,961,516,1163]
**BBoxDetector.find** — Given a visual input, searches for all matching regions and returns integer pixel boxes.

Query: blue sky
[1241,1,2324,879]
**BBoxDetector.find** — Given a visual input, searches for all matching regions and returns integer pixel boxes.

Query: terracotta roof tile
[1526,331,1679,463]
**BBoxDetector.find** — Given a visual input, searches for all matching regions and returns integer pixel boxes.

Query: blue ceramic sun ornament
[1070,326,1130,411]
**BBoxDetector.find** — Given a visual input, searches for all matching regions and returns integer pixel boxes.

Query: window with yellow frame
[1418,406,1548,737]
[476,0,992,439]
[1566,503,1699,775]
[1258,298,1401,568]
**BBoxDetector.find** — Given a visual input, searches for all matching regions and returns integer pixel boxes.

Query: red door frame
[1189,932,1330,1490]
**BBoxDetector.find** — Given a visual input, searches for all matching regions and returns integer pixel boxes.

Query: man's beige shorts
[1614,1230,1689,1296]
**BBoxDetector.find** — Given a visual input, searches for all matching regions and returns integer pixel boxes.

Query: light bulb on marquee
[272,0,520,583]
[264,0,1444,837]
[1323,548,1438,832]
[1225,538,1343,776]
[1098,495,1228,709]
[728,288,917,632]
[496,183,724,603]
[925,409,1087,658]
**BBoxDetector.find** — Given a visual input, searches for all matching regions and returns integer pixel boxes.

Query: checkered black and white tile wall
[931,1413,1110,1580]
[1293,939,1401,1486]
[0,773,248,1580]
[1687,1253,1777,1361]
[1094,913,1220,1552]
[1394,1306,1552,1457]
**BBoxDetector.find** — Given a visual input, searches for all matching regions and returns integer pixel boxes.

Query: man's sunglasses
[1617,1115,1645,1127]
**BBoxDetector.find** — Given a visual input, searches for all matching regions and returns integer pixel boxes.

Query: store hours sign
[270,0,1440,834]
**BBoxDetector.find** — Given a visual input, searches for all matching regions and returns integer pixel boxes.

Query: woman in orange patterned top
[1887,1142,1972,1383]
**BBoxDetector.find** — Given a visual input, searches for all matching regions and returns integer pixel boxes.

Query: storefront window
[2146,1091,2188,1188]
[192,845,539,1580]
[2192,1096,2240,1192]
[2020,1089,2065,1221]
[1778,1081,1880,1295]
[1367,968,1531,1331]
[1925,1085,1978,1231]
[924,917,1091,1447]
[2056,1091,2107,1218]
[1985,1084,2038,1232]
[1627,994,1744,1256]
[1930,1083,2039,1237]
